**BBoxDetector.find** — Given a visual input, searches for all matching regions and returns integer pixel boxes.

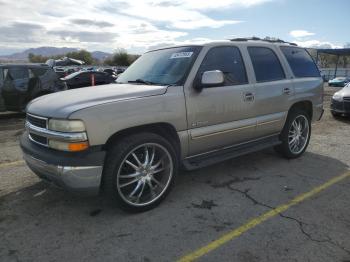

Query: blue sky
[0,0,348,55]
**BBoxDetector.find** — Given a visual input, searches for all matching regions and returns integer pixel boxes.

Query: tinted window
[280,47,320,77]
[0,69,3,86]
[7,68,29,80]
[248,47,285,82]
[198,46,248,86]
[30,67,48,77]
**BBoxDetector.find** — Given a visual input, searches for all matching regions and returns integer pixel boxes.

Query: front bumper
[21,133,105,195]
[330,99,350,114]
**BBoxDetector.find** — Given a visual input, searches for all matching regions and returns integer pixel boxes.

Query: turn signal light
[49,140,89,152]
[68,142,89,152]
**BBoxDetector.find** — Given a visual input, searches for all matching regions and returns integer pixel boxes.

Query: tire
[331,111,341,118]
[102,132,178,212]
[275,109,311,159]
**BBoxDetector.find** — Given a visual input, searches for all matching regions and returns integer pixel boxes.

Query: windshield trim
[145,45,203,54]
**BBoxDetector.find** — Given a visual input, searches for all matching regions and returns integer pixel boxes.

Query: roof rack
[230,37,298,46]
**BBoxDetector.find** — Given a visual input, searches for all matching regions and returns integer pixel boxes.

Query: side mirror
[194,70,224,91]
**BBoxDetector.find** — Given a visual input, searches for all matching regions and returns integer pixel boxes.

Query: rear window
[248,47,285,82]
[280,47,320,78]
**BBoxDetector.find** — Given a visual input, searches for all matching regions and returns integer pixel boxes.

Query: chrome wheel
[116,143,173,207]
[288,115,310,154]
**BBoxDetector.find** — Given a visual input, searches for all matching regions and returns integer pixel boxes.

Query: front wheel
[102,133,178,212]
[331,111,341,118]
[275,109,311,159]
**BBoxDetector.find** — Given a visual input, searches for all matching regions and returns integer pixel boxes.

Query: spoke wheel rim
[288,115,309,155]
[116,143,173,207]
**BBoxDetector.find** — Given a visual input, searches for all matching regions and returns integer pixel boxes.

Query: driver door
[185,46,257,155]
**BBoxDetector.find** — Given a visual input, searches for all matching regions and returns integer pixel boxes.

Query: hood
[27,83,168,118]
[336,86,350,97]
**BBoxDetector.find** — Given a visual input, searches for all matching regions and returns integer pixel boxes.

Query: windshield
[117,46,202,86]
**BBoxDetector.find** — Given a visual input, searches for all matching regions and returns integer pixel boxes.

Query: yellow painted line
[0,160,25,168]
[178,171,350,262]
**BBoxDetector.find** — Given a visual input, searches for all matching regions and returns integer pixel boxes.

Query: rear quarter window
[248,47,285,82]
[280,47,320,78]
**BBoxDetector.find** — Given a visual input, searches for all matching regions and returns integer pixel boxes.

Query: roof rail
[230,37,298,46]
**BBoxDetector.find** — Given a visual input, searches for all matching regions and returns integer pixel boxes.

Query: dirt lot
[0,85,349,262]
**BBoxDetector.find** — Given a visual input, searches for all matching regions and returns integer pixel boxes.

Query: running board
[182,135,281,171]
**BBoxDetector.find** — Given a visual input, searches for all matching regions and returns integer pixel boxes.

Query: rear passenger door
[186,46,256,155]
[247,46,293,138]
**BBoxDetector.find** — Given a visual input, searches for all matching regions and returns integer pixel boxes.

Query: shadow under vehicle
[0,64,66,112]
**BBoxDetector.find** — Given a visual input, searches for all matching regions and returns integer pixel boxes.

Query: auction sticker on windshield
[170,52,193,59]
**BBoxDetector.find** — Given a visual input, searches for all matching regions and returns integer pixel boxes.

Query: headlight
[332,93,343,102]
[48,119,85,132]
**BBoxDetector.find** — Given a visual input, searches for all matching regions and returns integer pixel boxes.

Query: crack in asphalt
[223,183,350,256]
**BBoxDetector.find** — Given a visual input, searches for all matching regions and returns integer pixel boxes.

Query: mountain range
[0,47,112,61]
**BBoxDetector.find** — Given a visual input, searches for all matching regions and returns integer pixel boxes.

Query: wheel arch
[288,100,313,120]
[102,122,182,158]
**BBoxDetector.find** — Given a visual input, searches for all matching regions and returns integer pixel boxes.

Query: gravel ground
[0,85,349,262]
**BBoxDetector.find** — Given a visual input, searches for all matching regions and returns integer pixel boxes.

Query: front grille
[27,114,47,128]
[29,133,48,145]
[331,99,344,111]
[343,97,350,101]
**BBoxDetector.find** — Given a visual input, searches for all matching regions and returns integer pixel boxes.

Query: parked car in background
[328,77,350,87]
[54,66,78,78]
[22,39,323,212]
[0,64,66,111]
[61,71,116,89]
[330,82,350,117]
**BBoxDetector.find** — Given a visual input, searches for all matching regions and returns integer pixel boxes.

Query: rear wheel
[102,133,178,212]
[275,109,311,159]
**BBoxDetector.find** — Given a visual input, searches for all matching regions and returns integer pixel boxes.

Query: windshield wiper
[128,79,157,85]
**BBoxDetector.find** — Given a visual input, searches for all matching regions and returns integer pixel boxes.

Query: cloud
[294,40,343,49]
[0,22,46,43]
[70,19,114,28]
[49,30,118,43]
[0,0,270,54]
[289,30,315,38]
[98,0,244,30]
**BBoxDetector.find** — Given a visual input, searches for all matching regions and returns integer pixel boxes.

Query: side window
[7,68,29,80]
[280,47,320,78]
[30,67,48,77]
[0,69,3,86]
[248,47,285,82]
[198,46,248,86]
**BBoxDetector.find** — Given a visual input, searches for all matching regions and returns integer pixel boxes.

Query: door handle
[243,92,254,102]
[283,87,291,95]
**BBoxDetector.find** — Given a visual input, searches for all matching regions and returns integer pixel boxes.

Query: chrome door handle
[283,87,291,95]
[244,92,254,102]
